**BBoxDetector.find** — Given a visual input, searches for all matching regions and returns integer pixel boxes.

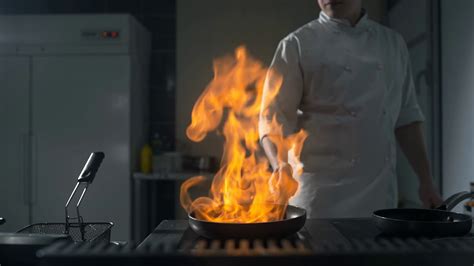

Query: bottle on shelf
[140,143,153,174]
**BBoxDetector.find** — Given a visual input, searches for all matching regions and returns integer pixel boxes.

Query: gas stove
[38,218,474,266]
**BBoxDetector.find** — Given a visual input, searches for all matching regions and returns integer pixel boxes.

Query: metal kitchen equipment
[0,232,71,266]
[0,15,150,239]
[37,219,474,266]
[17,152,113,243]
[188,205,306,239]
[373,191,474,237]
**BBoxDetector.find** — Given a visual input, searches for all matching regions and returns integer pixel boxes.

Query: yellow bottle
[140,144,153,174]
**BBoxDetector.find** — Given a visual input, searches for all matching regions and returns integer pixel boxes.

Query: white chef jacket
[259,11,425,218]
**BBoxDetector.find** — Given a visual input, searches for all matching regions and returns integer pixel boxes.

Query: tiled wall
[0,0,177,152]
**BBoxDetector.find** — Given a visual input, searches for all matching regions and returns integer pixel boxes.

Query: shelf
[132,171,214,181]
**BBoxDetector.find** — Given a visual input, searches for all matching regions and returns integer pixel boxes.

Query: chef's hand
[269,163,298,200]
[418,180,443,208]
[269,163,292,191]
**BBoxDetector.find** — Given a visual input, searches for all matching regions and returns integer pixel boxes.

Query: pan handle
[437,191,474,211]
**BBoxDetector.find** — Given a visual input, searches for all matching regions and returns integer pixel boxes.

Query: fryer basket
[18,222,113,243]
[17,152,112,244]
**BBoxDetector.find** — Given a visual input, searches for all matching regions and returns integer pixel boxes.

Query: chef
[259,0,443,218]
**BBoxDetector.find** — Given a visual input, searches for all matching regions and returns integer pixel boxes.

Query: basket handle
[64,152,105,236]
[77,152,105,183]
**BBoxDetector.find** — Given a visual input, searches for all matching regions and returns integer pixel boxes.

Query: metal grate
[18,222,112,243]
[38,241,138,258]
[182,238,311,256]
[311,237,474,254]
[37,238,474,266]
[39,237,474,256]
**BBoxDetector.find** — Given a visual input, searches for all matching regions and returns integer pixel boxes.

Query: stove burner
[183,238,311,256]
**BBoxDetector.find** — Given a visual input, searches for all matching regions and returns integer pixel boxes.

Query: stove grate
[311,237,474,254]
[38,237,474,257]
[180,238,312,256]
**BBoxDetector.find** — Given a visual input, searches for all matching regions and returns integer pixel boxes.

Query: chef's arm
[260,36,303,171]
[261,136,281,171]
[395,121,432,184]
[395,121,443,207]
[394,34,442,206]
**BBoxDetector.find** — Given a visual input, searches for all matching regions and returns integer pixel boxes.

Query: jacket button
[351,158,357,166]
[344,65,351,72]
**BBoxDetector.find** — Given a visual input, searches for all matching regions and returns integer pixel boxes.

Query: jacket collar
[318,9,370,33]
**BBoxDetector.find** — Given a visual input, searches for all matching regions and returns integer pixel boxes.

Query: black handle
[437,191,474,211]
[77,152,105,183]
[0,217,5,225]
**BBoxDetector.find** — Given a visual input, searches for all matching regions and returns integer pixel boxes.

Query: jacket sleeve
[395,35,425,128]
[259,35,304,140]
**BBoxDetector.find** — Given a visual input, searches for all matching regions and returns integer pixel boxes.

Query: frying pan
[188,205,306,239]
[0,233,71,265]
[373,191,474,237]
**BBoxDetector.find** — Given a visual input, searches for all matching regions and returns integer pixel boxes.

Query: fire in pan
[188,205,306,239]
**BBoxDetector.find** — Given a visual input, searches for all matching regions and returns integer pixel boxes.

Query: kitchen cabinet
[0,15,150,240]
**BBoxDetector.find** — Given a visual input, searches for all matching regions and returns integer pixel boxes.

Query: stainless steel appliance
[36,218,474,266]
[0,14,150,240]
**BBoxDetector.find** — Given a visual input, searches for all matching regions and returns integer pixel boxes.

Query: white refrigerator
[0,14,150,240]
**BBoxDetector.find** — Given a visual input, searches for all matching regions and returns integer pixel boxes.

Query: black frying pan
[373,191,474,237]
[189,205,306,239]
[0,233,71,265]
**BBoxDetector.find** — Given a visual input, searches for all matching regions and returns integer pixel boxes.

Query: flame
[180,46,307,223]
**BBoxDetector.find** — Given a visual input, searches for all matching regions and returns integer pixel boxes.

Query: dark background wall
[0,0,177,152]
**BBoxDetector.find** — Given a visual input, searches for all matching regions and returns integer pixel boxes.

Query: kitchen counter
[142,214,474,244]
[135,218,474,265]
[38,218,474,266]
[138,217,395,248]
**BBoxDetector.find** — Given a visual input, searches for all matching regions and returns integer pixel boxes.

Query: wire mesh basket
[18,222,113,243]
[17,152,112,244]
